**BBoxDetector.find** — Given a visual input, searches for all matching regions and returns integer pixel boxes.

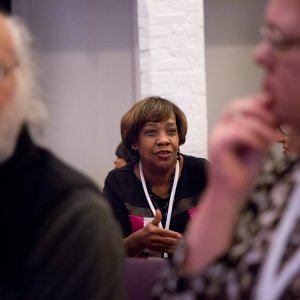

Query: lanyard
[139,160,180,258]
[255,178,300,300]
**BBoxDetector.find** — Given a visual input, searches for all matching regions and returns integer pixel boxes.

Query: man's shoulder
[41,148,98,191]
[31,146,102,215]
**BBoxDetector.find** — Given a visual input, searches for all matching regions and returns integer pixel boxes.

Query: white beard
[0,87,27,164]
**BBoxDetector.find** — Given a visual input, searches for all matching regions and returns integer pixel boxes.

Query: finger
[151,209,162,227]
[221,95,278,127]
[149,244,178,254]
[153,236,181,246]
[229,116,277,147]
[153,227,182,239]
[149,238,180,252]
[211,112,277,155]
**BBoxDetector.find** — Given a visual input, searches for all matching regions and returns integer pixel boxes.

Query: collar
[0,125,38,182]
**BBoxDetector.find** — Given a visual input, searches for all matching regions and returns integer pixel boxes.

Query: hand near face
[209,94,277,201]
[184,94,278,274]
[136,209,182,255]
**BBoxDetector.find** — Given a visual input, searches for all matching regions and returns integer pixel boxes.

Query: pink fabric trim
[188,207,198,218]
[129,215,144,232]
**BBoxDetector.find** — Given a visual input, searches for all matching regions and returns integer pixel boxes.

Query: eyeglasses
[260,25,300,51]
[0,64,17,84]
[279,124,293,136]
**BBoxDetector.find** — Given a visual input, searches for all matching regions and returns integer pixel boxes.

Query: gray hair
[5,15,47,138]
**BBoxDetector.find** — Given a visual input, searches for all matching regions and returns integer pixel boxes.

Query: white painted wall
[11,0,270,185]
[137,0,207,158]
[205,0,267,132]
[12,0,137,188]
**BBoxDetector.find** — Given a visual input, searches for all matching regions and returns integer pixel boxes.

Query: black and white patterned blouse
[153,154,300,299]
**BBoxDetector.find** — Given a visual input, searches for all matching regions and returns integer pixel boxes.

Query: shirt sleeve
[23,189,125,300]
[103,172,132,237]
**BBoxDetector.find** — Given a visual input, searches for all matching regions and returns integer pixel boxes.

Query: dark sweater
[0,127,124,300]
[104,154,208,237]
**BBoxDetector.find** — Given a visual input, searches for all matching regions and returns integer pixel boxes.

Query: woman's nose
[157,132,170,145]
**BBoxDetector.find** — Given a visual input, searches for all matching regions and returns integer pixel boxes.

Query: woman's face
[132,114,180,172]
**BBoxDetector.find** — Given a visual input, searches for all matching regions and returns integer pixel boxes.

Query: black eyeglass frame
[0,63,18,84]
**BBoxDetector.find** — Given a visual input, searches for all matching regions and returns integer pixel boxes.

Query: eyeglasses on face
[259,25,300,51]
[279,124,293,136]
[0,63,18,84]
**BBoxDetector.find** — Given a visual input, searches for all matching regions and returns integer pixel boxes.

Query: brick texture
[137,0,207,158]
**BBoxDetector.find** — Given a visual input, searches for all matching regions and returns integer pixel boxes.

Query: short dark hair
[0,0,12,15]
[121,96,187,153]
[115,142,134,163]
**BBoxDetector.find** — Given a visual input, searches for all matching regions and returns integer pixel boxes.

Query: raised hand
[125,209,182,256]
[184,94,278,274]
[209,94,277,199]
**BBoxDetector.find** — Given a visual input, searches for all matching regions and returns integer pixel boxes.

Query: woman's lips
[156,151,172,158]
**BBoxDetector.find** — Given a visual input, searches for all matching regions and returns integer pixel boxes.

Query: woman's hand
[125,210,182,257]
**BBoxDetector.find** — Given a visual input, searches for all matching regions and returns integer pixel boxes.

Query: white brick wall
[136,0,207,158]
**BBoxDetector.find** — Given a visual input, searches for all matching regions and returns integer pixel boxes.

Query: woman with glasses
[104,96,208,258]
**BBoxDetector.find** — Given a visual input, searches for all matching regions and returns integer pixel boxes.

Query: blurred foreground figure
[154,0,300,299]
[0,12,124,300]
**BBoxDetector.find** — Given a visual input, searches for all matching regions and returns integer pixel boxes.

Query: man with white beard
[0,12,124,300]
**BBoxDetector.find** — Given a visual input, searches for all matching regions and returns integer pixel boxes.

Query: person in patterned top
[153,0,300,299]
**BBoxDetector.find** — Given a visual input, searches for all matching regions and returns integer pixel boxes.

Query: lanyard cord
[139,160,180,258]
[139,159,180,230]
[255,181,300,300]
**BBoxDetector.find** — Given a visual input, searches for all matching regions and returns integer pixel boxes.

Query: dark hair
[0,1,12,15]
[115,142,134,163]
[121,96,187,153]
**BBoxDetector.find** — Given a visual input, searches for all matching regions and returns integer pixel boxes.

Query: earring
[177,149,181,161]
